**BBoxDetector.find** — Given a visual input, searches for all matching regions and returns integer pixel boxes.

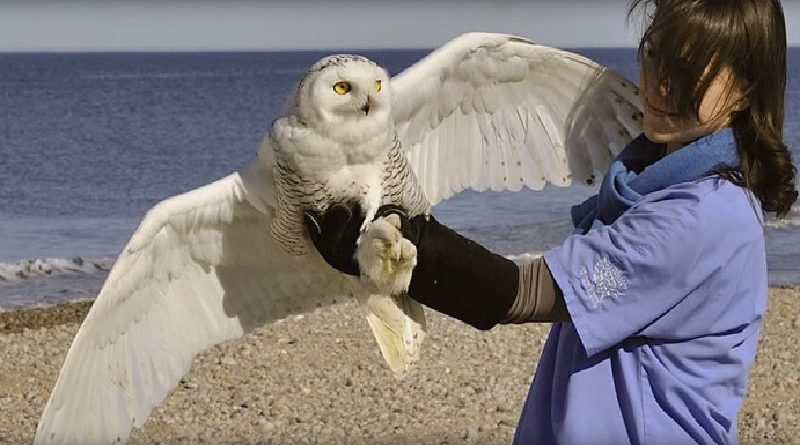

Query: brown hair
[628,0,797,217]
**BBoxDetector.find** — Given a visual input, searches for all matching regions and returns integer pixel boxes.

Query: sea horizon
[1,45,798,54]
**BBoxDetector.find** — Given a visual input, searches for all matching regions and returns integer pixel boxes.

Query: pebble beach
[1,286,798,445]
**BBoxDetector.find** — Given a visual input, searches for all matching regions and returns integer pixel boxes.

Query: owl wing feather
[390,32,643,205]
[269,134,333,256]
[34,161,352,445]
[380,133,431,217]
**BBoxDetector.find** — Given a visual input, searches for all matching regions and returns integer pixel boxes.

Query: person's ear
[732,93,750,112]
[737,98,750,112]
[731,76,751,112]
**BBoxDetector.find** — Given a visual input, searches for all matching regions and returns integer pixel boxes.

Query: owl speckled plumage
[268,54,429,256]
[36,33,645,445]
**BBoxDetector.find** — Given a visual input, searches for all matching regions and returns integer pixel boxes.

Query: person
[304,0,797,443]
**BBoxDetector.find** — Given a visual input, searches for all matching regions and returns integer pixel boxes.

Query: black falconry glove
[304,203,568,330]
[373,205,519,330]
[303,202,364,277]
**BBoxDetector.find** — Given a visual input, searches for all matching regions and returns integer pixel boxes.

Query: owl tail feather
[359,294,427,375]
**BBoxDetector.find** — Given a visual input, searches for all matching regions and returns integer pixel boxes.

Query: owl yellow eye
[375,80,382,92]
[333,81,351,95]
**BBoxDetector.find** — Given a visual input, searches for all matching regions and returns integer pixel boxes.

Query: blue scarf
[572,128,740,233]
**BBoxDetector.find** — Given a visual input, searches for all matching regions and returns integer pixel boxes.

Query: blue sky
[0,1,797,51]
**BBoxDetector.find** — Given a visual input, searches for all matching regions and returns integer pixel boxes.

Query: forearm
[404,216,519,330]
[402,213,569,329]
[502,256,570,324]
[304,202,570,329]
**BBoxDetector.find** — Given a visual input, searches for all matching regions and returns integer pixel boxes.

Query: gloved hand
[304,202,419,296]
[304,203,527,330]
[303,202,364,276]
[367,205,520,330]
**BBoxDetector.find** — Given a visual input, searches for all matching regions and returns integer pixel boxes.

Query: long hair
[628,0,797,217]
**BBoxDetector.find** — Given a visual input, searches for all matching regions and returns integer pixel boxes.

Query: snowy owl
[35,32,643,445]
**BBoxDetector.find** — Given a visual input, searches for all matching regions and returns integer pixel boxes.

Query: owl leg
[359,212,375,233]
[356,214,417,295]
[357,181,383,232]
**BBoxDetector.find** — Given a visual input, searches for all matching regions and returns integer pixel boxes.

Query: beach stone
[0,288,798,444]
[463,425,479,442]
[219,356,237,366]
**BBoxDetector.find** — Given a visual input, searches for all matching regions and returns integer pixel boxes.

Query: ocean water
[0,48,798,309]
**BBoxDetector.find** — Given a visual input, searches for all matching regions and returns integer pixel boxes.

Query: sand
[1,287,798,444]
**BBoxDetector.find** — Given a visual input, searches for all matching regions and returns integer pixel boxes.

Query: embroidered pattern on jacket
[579,257,628,308]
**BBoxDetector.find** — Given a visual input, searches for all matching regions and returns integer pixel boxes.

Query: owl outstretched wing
[390,32,643,205]
[34,161,352,445]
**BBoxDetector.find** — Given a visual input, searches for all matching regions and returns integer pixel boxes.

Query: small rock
[257,419,275,430]
[496,402,511,413]
[498,419,515,428]
[463,425,479,442]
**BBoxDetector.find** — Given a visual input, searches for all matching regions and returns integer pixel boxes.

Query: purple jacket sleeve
[543,180,765,357]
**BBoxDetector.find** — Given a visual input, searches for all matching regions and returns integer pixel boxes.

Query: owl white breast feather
[270,54,400,227]
[262,54,431,258]
[35,33,643,445]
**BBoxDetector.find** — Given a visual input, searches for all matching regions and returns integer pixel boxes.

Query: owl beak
[360,97,371,115]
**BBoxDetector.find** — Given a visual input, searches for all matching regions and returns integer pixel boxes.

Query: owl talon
[356,214,417,295]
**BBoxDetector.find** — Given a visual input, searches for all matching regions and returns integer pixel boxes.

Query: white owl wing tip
[34,168,349,445]
[390,32,643,205]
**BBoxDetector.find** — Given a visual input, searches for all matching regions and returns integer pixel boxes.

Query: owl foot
[356,214,417,295]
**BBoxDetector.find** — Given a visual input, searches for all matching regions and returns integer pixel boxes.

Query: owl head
[289,54,392,145]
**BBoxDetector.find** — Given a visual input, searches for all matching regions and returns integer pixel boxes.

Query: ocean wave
[764,204,800,228]
[0,257,114,284]
[505,252,545,263]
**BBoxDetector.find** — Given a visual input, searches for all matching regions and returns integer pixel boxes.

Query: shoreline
[3,284,798,333]
[1,286,798,444]
[0,299,94,334]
